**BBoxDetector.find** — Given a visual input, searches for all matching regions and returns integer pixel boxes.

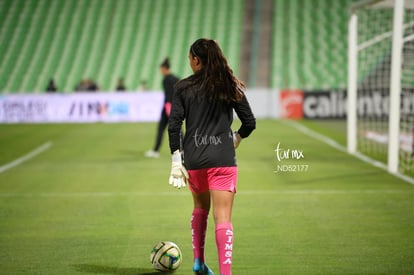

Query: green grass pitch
[0,120,413,274]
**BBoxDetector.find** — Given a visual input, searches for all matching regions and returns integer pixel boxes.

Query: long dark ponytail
[189,39,244,102]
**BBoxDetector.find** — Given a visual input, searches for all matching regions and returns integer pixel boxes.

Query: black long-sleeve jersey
[168,78,256,170]
[163,74,179,103]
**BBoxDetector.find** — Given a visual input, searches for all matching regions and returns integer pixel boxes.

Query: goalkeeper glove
[233,131,242,149]
[169,150,189,189]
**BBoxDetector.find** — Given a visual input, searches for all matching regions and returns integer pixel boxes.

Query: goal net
[348,0,414,179]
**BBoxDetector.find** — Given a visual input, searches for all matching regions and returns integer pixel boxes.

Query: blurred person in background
[46,78,57,92]
[75,79,99,92]
[139,80,147,91]
[86,79,99,92]
[145,58,179,158]
[116,78,126,91]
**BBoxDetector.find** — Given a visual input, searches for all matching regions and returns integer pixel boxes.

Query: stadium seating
[0,0,355,93]
[0,0,243,93]
[272,0,350,90]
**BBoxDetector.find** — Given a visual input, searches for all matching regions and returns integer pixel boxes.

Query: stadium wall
[3,89,411,123]
[0,90,280,123]
[293,89,414,119]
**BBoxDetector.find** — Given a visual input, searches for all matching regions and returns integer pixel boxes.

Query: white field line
[0,189,412,198]
[0,141,53,173]
[282,120,414,185]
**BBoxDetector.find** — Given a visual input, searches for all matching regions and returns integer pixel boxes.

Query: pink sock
[191,208,209,262]
[215,222,233,275]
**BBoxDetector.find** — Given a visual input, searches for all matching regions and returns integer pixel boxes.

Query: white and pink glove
[169,150,189,189]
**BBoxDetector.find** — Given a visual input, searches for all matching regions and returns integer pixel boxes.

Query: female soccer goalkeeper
[168,38,256,275]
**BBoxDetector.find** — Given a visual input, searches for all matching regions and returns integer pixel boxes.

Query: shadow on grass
[73,264,171,275]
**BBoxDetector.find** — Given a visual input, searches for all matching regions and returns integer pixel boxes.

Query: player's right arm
[168,86,184,154]
[167,86,188,189]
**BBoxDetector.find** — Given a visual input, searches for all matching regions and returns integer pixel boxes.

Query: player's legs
[211,190,234,275]
[208,167,237,275]
[192,190,211,211]
[145,110,168,158]
[153,110,168,152]
[189,170,214,275]
[191,192,214,275]
[208,166,237,224]
[210,190,234,225]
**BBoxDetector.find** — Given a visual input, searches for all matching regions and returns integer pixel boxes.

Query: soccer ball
[150,241,182,272]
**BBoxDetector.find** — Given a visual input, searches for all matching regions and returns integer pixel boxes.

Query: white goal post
[348,0,414,177]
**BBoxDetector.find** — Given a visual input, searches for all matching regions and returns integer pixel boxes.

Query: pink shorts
[187,166,238,194]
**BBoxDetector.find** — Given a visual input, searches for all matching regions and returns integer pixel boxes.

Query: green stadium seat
[1,0,356,92]
[272,0,351,90]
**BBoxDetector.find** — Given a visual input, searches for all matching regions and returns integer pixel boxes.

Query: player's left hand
[169,150,189,189]
[233,131,242,149]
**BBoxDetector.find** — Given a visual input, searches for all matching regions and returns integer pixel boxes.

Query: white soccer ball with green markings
[150,241,182,272]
